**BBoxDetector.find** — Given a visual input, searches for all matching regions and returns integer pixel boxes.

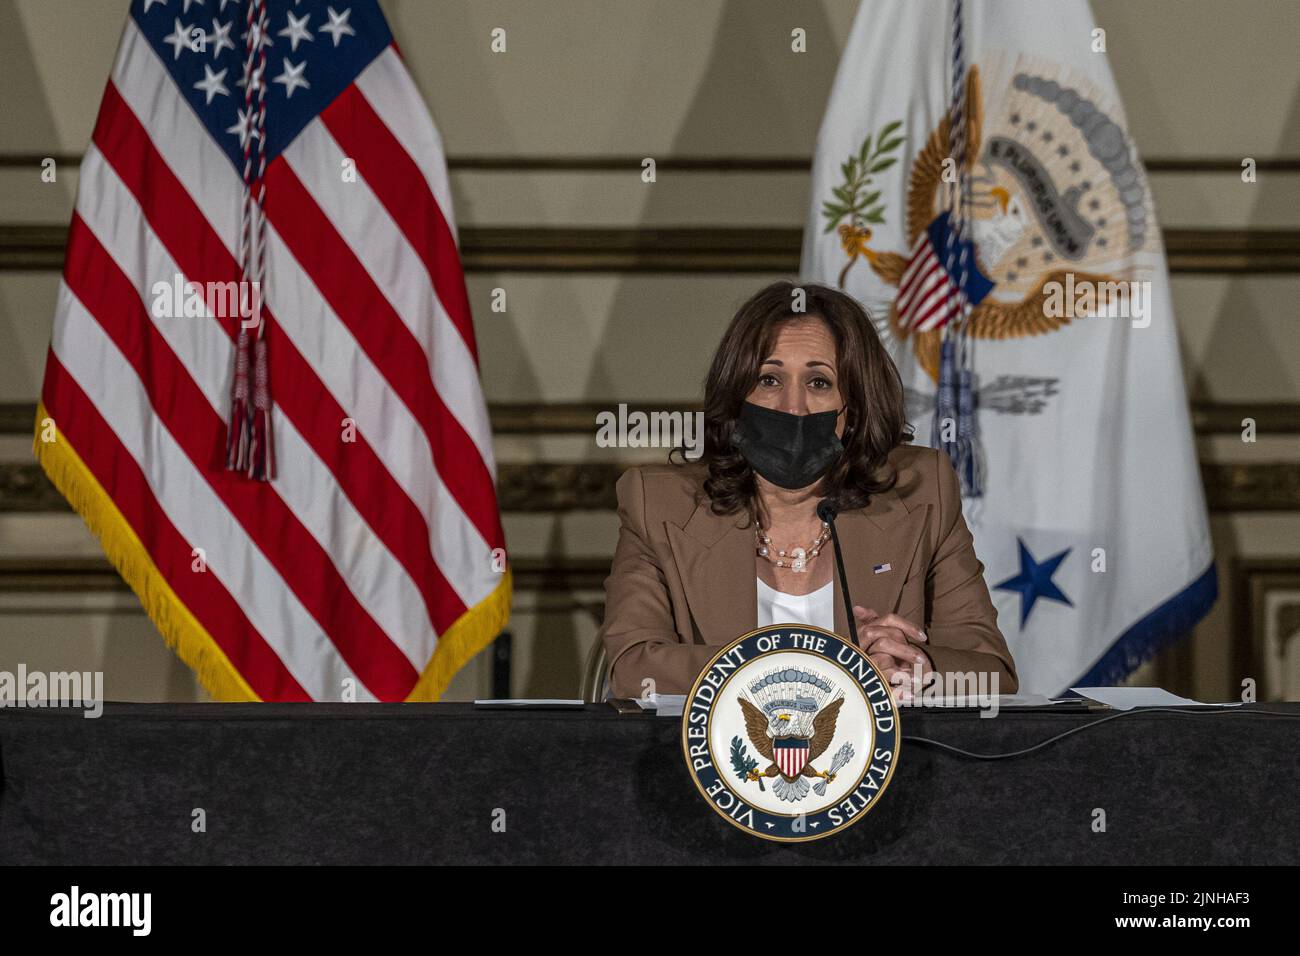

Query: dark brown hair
[688,279,910,518]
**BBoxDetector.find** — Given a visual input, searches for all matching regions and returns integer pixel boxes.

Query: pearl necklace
[756,520,831,573]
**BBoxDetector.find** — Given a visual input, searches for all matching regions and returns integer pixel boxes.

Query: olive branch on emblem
[730,736,764,791]
[822,120,904,286]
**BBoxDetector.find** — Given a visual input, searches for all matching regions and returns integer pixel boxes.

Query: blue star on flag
[995,538,1073,628]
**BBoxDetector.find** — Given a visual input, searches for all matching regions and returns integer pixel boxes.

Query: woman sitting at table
[597,279,1018,700]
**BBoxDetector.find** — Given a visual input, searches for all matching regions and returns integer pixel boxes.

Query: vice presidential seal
[681,624,901,842]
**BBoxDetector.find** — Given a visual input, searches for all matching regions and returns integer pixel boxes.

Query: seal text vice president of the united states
[597,280,1018,700]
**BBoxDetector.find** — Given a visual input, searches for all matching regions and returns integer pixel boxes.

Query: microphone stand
[816,499,856,644]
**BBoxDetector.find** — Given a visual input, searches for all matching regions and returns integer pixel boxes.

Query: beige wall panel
[501,592,603,699]
[467,273,782,402]
[1168,276,1300,402]
[1093,0,1300,158]
[0,603,493,702]
[0,272,59,402]
[4,164,1297,231]
[3,272,1300,407]
[7,1,1297,162]
[0,604,208,702]
[0,513,105,558]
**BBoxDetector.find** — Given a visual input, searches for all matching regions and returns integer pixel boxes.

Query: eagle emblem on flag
[824,61,1150,384]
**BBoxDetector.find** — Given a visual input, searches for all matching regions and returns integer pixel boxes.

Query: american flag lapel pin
[873,563,892,574]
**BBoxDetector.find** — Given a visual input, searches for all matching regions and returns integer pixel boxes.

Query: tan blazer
[598,443,1018,698]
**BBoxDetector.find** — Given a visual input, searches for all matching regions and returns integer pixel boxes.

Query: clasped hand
[853,605,931,703]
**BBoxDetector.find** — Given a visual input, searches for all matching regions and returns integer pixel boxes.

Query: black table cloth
[1,702,1296,864]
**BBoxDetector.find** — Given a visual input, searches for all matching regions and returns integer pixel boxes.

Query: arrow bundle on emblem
[813,742,856,797]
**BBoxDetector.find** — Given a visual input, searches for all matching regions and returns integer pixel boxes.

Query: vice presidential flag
[35,0,509,701]
[802,0,1216,694]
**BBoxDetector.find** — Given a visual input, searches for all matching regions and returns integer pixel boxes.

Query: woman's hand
[853,605,931,702]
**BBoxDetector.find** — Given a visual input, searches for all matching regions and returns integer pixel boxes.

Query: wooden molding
[0,403,37,434]
[3,154,1299,173]
[1200,463,1300,512]
[0,459,68,512]
[1190,403,1300,435]
[0,555,610,594]
[3,223,1298,273]
[495,462,621,512]
[6,401,1300,438]
[2,459,1298,514]
[0,460,628,514]
[0,223,69,271]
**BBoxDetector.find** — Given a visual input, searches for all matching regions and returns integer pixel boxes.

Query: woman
[598,280,1017,701]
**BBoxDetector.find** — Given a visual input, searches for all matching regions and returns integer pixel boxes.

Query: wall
[1,0,1297,702]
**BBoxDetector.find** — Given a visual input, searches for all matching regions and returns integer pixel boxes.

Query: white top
[756,576,835,631]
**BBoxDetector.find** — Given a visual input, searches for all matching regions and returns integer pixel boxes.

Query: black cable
[902,705,1300,761]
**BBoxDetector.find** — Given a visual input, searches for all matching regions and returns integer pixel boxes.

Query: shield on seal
[773,737,810,778]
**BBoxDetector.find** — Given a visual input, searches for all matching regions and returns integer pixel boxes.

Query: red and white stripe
[775,742,808,778]
[42,19,506,701]
[895,232,962,333]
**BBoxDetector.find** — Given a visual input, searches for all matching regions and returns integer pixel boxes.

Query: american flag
[895,210,994,333]
[35,0,510,701]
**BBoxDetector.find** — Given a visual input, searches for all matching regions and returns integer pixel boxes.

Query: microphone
[817,498,857,645]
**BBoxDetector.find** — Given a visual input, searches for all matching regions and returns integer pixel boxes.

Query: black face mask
[732,401,844,490]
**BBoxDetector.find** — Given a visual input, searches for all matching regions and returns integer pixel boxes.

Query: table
[1,702,1296,864]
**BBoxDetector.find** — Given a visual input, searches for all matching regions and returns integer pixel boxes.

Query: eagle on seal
[739,697,844,803]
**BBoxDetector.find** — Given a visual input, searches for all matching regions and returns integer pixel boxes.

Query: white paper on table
[633,694,686,716]
[1068,687,1240,711]
[923,693,1068,708]
[473,699,585,707]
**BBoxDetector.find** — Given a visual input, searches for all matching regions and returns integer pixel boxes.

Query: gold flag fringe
[407,567,513,701]
[33,403,257,701]
[34,403,514,702]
